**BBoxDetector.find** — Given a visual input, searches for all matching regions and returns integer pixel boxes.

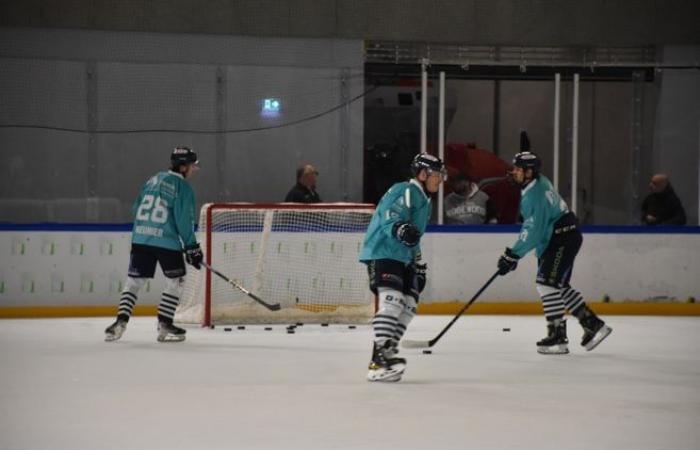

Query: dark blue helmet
[171,146,199,169]
[411,153,446,179]
[512,151,541,173]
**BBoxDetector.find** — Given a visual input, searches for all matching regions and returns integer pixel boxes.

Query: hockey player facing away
[360,153,447,381]
[105,147,204,343]
[497,151,612,354]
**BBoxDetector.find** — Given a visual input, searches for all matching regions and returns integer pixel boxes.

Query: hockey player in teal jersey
[105,147,203,343]
[360,153,446,381]
[497,151,612,354]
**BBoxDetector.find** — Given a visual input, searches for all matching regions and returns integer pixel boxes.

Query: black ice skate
[579,308,612,351]
[536,319,569,355]
[367,341,406,382]
[157,320,186,342]
[104,318,128,342]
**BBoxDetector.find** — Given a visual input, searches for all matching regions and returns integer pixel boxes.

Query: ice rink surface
[1,315,699,450]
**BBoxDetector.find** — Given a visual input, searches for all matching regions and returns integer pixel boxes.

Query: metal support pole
[420,60,428,155]
[339,67,350,201]
[553,73,561,191]
[571,73,580,214]
[438,71,446,224]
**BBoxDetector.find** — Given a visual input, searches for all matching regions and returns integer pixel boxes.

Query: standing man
[360,153,446,381]
[444,173,497,224]
[105,146,203,343]
[285,164,322,203]
[497,151,612,354]
[641,173,687,225]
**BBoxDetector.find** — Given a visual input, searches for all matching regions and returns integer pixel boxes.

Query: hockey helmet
[411,153,447,179]
[170,146,199,168]
[512,151,541,173]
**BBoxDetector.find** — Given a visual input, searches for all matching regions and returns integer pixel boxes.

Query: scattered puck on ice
[286,329,295,334]
[264,327,273,331]
[348,325,356,329]
[209,325,215,329]
[237,325,246,330]
[224,327,232,332]
[321,323,329,327]
[502,328,511,332]
[296,322,304,326]
[422,350,432,354]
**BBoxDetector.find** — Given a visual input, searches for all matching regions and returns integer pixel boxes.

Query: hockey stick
[401,271,500,349]
[199,261,281,311]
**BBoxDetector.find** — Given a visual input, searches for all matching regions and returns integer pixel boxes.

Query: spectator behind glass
[285,164,322,203]
[444,173,497,224]
[641,174,686,226]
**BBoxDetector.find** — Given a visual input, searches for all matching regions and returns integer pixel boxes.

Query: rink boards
[0,224,698,317]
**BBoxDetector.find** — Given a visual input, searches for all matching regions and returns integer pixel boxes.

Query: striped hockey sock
[117,291,137,321]
[158,292,180,322]
[562,287,585,316]
[540,289,565,322]
[373,313,399,344]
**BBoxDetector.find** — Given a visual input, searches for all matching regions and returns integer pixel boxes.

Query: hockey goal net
[176,203,375,326]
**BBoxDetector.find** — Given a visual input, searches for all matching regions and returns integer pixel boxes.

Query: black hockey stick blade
[199,261,281,311]
[401,271,499,349]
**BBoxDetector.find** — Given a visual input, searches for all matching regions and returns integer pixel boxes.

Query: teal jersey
[359,179,431,264]
[131,171,198,252]
[511,175,569,258]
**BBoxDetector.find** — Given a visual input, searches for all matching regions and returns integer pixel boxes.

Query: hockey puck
[264,327,273,331]
[224,327,232,332]
[321,323,329,327]
[348,325,356,329]
[237,325,246,330]
[502,328,511,332]
[209,325,215,329]
[296,322,304,326]
[422,350,432,354]
[287,329,295,334]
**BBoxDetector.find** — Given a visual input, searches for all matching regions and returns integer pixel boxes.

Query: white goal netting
[176,203,375,325]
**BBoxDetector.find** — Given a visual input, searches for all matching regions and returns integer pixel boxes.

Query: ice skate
[579,310,612,351]
[367,341,406,382]
[157,320,186,342]
[537,319,569,354]
[104,318,128,342]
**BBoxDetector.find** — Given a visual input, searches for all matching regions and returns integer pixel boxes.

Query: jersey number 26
[136,194,168,224]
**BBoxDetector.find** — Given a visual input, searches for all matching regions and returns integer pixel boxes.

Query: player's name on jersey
[134,225,164,237]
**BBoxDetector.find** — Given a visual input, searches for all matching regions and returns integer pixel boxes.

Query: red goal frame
[202,203,376,326]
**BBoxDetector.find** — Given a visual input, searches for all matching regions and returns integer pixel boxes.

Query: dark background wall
[1,1,698,224]
[2,0,699,45]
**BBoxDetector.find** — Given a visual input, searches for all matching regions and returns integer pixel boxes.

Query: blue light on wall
[262,98,281,117]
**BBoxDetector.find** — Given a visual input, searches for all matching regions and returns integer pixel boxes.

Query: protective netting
[176,203,375,325]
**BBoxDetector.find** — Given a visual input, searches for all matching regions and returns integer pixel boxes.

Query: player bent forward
[497,151,612,354]
[359,153,446,381]
[104,147,204,343]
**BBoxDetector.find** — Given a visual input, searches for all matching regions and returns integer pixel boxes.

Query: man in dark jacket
[641,174,686,225]
[285,164,322,203]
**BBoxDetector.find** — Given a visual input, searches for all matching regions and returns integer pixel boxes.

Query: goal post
[176,203,376,326]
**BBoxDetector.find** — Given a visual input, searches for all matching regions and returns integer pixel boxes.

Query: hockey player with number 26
[359,153,447,382]
[104,147,204,343]
[497,151,612,354]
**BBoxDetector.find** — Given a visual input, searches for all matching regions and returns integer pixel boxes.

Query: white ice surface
[1,315,699,450]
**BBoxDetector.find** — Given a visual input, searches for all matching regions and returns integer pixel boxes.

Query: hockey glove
[185,244,203,270]
[393,222,421,247]
[497,247,519,276]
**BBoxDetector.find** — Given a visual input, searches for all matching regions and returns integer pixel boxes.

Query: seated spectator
[641,173,686,225]
[285,164,322,203]
[444,173,497,224]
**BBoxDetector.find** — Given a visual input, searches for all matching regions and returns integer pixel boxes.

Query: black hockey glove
[185,244,203,270]
[393,222,421,247]
[497,247,520,276]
